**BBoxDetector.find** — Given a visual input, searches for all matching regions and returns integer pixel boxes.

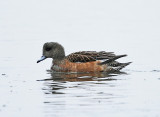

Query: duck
[37,42,131,72]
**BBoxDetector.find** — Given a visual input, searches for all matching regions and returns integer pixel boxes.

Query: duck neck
[52,44,66,64]
[52,50,65,65]
[52,58,65,65]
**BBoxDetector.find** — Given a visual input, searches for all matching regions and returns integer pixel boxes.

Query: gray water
[0,0,160,117]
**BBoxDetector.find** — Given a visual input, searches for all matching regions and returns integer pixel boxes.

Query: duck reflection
[44,70,126,82]
[41,71,127,96]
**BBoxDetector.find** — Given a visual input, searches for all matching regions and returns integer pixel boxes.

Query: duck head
[37,42,65,63]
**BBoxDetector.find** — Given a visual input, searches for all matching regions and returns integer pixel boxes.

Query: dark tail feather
[100,54,127,65]
[111,62,132,72]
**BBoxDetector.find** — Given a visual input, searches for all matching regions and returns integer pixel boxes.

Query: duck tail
[112,62,132,71]
[99,54,127,65]
[101,61,132,72]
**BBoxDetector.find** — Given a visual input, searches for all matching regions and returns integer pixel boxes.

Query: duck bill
[37,56,47,63]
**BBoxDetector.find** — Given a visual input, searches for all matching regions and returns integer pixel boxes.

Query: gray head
[37,42,65,63]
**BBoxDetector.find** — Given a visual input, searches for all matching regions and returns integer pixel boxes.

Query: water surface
[0,0,160,117]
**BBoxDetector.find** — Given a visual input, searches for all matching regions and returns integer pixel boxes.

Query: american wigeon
[37,42,131,72]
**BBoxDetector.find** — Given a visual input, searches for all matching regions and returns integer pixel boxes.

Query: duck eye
[46,47,51,51]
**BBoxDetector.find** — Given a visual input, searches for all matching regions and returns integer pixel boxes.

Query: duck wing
[66,51,123,63]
